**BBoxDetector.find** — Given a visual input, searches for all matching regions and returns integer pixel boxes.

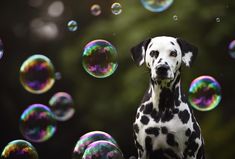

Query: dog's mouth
[152,75,173,82]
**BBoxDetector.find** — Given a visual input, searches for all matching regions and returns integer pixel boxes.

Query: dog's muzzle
[155,64,170,80]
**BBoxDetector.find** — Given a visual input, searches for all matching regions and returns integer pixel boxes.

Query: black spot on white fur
[140,115,150,125]
[179,110,190,124]
[145,127,160,137]
[167,133,179,147]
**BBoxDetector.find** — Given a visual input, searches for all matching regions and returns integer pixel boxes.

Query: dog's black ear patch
[131,38,151,66]
[177,38,198,67]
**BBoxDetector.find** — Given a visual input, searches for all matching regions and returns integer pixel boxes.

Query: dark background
[1,0,235,158]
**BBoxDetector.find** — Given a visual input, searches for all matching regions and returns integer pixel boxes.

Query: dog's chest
[135,102,193,151]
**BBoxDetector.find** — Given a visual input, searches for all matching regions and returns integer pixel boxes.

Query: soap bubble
[55,72,62,80]
[72,131,118,159]
[49,92,75,121]
[216,17,221,23]
[0,38,3,59]
[228,40,235,59]
[140,0,174,12]
[20,54,55,94]
[91,4,101,16]
[188,76,222,111]
[111,3,122,15]
[1,140,38,159]
[68,20,78,32]
[82,141,124,159]
[173,15,178,21]
[82,40,118,78]
[19,104,57,142]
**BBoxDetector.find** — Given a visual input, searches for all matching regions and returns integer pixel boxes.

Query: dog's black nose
[156,65,169,76]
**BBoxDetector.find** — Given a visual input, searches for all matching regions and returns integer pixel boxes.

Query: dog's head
[131,36,198,82]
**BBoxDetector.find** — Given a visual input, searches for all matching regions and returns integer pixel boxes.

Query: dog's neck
[150,70,182,112]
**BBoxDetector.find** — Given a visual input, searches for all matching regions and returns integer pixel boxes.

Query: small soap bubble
[55,72,62,80]
[111,3,122,15]
[228,40,235,59]
[1,140,38,159]
[82,141,124,159]
[216,17,221,23]
[140,0,174,12]
[49,92,75,121]
[72,131,118,159]
[19,104,57,143]
[0,38,3,59]
[91,4,102,16]
[188,76,222,111]
[82,39,118,78]
[20,54,55,94]
[67,20,78,32]
[173,15,178,21]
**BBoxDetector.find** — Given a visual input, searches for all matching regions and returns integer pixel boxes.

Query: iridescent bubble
[91,4,101,16]
[111,3,122,15]
[228,40,235,59]
[0,38,3,59]
[55,72,62,80]
[82,141,124,159]
[49,92,75,121]
[140,0,174,12]
[20,54,55,94]
[188,76,222,111]
[82,40,118,78]
[72,131,118,159]
[19,104,57,143]
[1,140,38,159]
[216,17,221,23]
[68,20,78,32]
[173,15,178,21]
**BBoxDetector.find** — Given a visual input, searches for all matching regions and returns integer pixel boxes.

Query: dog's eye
[170,51,177,57]
[150,50,159,58]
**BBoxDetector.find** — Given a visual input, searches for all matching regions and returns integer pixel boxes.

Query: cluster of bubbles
[0,38,3,59]
[188,76,222,111]
[68,20,78,32]
[72,131,124,159]
[82,39,118,78]
[140,0,174,12]
[1,140,38,159]
[49,92,75,121]
[90,3,122,16]
[20,54,55,94]
[228,40,235,59]
[19,104,57,143]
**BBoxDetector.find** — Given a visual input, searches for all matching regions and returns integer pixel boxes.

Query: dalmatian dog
[131,36,205,159]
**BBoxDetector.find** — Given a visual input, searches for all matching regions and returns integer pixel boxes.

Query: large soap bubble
[140,0,174,12]
[19,104,57,142]
[20,54,55,94]
[1,140,38,159]
[188,76,222,111]
[82,40,118,78]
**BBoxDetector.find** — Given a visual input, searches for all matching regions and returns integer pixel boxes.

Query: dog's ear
[177,38,198,67]
[131,38,151,66]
